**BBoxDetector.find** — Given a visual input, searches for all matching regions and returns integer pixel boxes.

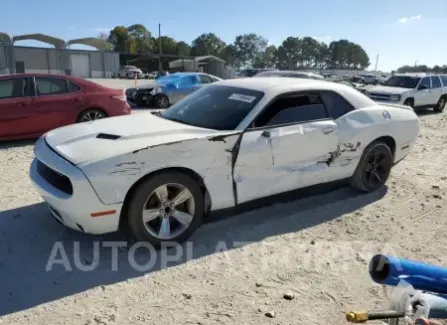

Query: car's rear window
[160,85,264,130]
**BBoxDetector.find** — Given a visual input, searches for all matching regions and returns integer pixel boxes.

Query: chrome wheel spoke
[172,211,193,225]
[171,188,192,207]
[142,209,160,223]
[154,185,169,203]
[159,218,171,239]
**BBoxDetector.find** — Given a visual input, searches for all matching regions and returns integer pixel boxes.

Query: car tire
[154,94,169,108]
[76,108,107,123]
[127,171,204,247]
[403,98,414,109]
[434,95,446,113]
[349,141,393,193]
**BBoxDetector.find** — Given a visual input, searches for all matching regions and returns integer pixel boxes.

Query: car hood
[44,113,236,166]
[134,81,159,90]
[368,85,412,94]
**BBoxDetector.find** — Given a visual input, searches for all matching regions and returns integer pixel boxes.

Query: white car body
[366,73,447,109]
[30,78,420,236]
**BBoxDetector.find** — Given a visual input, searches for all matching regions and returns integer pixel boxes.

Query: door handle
[261,130,271,138]
[322,126,335,134]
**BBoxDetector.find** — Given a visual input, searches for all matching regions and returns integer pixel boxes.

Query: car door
[173,75,199,103]
[233,92,340,204]
[414,77,432,107]
[31,76,85,133]
[430,76,443,106]
[0,76,35,138]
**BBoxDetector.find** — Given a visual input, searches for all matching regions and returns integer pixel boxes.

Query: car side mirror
[418,84,428,90]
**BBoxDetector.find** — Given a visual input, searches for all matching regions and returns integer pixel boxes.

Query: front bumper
[29,137,123,235]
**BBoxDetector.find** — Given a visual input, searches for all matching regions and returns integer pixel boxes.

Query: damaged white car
[30,78,420,246]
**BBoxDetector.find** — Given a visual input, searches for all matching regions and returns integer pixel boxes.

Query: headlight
[390,94,401,101]
[150,87,162,95]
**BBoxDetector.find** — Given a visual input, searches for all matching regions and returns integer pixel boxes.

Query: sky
[2,0,447,72]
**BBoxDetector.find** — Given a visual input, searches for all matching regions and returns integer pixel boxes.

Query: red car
[0,73,131,141]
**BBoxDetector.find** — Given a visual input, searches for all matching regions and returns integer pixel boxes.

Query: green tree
[108,26,134,52]
[219,45,238,67]
[176,41,192,56]
[191,33,226,56]
[127,24,152,53]
[253,45,277,68]
[153,36,178,55]
[276,37,302,69]
[233,33,268,67]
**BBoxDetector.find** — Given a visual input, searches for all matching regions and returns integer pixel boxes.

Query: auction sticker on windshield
[229,93,256,103]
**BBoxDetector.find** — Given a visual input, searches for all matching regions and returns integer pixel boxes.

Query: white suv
[365,73,447,112]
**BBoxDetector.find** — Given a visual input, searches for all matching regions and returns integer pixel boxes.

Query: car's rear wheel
[350,141,393,193]
[76,109,107,123]
[434,95,446,113]
[154,94,169,108]
[127,171,204,247]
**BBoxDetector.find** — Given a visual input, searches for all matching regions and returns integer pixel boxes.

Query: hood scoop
[96,133,121,140]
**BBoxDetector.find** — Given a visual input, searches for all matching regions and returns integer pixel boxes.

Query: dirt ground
[1,110,447,325]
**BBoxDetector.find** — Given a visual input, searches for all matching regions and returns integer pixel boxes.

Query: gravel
[1,110,447,325]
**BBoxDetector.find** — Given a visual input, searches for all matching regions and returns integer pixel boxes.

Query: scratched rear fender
[80,133,242,209]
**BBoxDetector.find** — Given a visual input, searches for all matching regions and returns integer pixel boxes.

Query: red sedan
[0,73,131,141]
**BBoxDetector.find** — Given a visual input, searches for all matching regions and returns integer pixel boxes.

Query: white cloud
[398,15,421,23]
[91,27,111,33]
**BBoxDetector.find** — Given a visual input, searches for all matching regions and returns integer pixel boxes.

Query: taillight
[111,95,127,102]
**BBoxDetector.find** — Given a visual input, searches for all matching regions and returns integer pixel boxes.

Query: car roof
[216,77,376,109]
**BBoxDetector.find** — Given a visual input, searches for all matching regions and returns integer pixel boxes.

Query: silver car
[126,72,222,108]
[112,65,143,79]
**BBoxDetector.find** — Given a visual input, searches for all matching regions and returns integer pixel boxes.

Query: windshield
[384,76,421,88]
[160,85,264,130]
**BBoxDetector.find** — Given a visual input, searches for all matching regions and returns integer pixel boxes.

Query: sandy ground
[1,109,447,325]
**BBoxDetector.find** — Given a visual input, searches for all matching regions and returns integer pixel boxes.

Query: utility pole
[374,54,379,72]
[158,23,162,73]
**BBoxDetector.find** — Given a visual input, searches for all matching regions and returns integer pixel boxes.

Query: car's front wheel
[350,141,393,193]
[154,94,169,108]
[127,171,204,247]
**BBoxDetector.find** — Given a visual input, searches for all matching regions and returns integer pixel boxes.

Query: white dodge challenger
[30,78,420,246]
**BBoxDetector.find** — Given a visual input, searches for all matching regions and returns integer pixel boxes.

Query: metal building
[168,55,226,78]
[0,32,120,78]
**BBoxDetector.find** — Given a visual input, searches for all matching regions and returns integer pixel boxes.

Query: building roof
[0,32,113,50]
[67,38,113,51]
[169,55,225,66]
[12,33,66,48]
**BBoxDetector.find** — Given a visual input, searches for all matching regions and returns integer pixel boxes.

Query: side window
[254,94,328,128]
[431,76,442,88]
[441,76,447,87]
[0,78,27,99]
[199,75,214,84]
[35,77,67,96]
[68,81,81,93]
[320,91,354,119]
[419,77,431,89]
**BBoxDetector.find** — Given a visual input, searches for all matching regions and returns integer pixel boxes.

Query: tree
[127,24,152,53]
[397,64,447,73]
[153,36,178,55]
[191,33,226,56]
[233,33,268,67]
[219,45,238,67]
[176,41,191,56]
[253,45,277,68]
[276,37,302,69]
[107,26,134,52]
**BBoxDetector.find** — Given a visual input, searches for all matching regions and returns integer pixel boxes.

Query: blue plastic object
[369,254,447,294]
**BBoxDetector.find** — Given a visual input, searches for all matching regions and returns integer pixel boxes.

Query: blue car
[126,72,222,108]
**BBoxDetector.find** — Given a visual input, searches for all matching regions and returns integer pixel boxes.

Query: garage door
[70,54,90,78]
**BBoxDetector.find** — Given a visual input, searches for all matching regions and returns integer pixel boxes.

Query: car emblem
[382,111,391,120]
